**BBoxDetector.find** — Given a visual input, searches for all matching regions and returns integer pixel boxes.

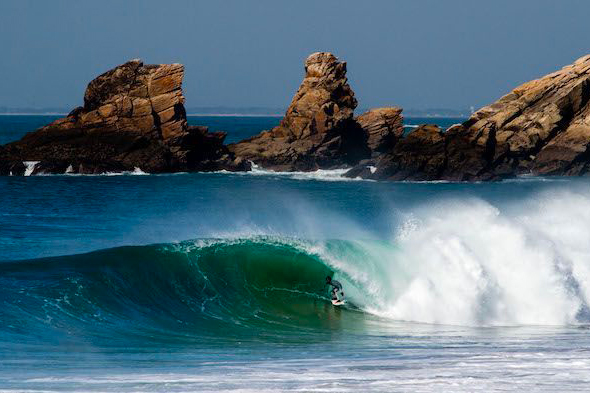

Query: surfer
[325,276,344,302]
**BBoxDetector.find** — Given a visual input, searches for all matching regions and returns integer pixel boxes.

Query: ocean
[1,115,590,392]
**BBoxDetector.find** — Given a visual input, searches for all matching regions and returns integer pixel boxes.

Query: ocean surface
[2,115,590,392]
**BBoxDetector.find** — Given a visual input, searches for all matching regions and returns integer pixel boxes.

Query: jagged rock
[229,52,370,171]
[380,124,445,180]
[353,54,590,181]
[356,107,404,154]
[445,54,590,179]
[534,122,590,175]
[80,59,186,141]
[1,60,245,175]
[347,125,446,180]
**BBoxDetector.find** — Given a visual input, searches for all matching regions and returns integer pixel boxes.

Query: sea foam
[22,161,40,176]
[359,190,590,326]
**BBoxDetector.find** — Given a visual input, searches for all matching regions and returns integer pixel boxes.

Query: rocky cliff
[442,54,590,180]
[1,60,246,175]
[352,54,590,181]
[229,52,370,171]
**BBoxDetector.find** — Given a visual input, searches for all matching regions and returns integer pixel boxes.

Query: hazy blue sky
[1,0,589,111]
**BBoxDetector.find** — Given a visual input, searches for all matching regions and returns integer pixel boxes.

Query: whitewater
[2,116,590,392]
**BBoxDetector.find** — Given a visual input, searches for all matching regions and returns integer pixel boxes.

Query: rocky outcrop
[441,54,590,180]
[356,107,404,155]
[229,52,370,171]
[6,53,590,180]
[346,125,446,180]
[1,59,246,175]
[351,54,590,181]
[80,59,186,141]
[373,124,445,181]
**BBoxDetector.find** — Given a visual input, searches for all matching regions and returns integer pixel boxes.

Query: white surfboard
[331,299,345,306]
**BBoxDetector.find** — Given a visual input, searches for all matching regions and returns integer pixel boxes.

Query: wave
[3,188,590,339]
[381,190,590,326]
[0,237,381,342]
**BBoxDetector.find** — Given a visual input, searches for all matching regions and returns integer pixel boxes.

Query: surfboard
[331,299,345,306]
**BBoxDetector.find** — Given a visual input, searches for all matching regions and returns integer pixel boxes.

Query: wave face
[0,238,382,344]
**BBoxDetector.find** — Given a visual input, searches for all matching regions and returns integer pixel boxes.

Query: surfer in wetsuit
[325,276,344,301]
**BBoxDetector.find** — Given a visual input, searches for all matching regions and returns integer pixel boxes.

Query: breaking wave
[3,187,590,342]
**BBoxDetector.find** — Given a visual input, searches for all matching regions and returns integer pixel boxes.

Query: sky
[1,0,589,111]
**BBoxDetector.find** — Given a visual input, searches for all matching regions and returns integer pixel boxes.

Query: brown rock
[358,54,590,181]
[80,59,186,140]
[371,125,446,181]
[356,107,404,154]
[229,52,369,171]
[534,123,590,175]
[442,123,496,181]
[447,54,590,179]
[1,60,245,175]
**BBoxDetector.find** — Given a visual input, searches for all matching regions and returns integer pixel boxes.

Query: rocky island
[355,53,590,181]
[2,52,590,181]
[228,52,371,171]
[0,59,247,175]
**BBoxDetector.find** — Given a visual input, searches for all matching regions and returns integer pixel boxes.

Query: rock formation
[352,54,590,181]
[5,53,590,180]
[441,54,590,180]
[81,59,186,141]
[229,52,370,171]
[373,124,446,180]
[0,59,246,175]
[346,124,446,180]
[356,107,404,155]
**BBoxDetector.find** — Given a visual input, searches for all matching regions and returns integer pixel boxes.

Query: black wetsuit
[328,280,343,300]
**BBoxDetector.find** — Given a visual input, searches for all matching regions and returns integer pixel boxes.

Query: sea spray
[374,191,590,326]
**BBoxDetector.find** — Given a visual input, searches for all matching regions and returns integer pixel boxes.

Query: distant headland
[2,52,589,180]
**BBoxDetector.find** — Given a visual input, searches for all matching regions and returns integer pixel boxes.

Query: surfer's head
[325,276,331,284]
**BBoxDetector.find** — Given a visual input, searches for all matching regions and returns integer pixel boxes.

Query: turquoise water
[2,116,590,392]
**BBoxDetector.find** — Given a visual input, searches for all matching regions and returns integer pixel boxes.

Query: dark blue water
[2,115,590,392]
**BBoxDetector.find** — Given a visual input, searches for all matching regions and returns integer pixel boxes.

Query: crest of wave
[370,190,590,326]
